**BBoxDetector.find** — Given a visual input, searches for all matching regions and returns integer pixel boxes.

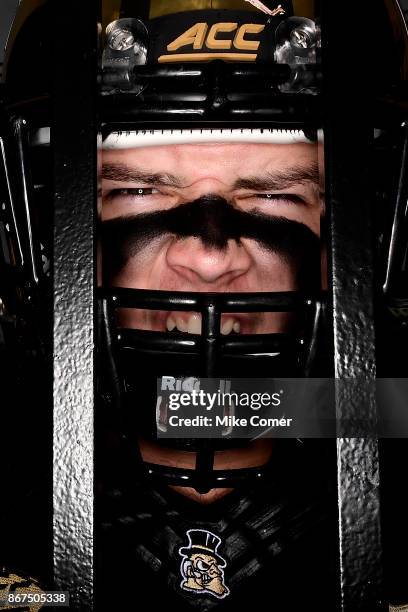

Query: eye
[196,559,210,571]
[252,193,306,204]
[106,187,160,199]
[235,192,308,210]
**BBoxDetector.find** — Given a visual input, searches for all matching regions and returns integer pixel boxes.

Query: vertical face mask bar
[383,121,408,295]
[322,1,384,610]
[12,118,39,284]
[0,137,24,271]
[53,0,97,609]
[195,297,220,492]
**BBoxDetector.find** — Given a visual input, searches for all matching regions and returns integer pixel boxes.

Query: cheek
[103,235,171,287]
[241,240,297,291]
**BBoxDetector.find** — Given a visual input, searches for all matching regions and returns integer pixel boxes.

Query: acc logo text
[159,22,266,63]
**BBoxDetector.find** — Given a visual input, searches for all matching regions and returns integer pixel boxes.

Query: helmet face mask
[93,0,328,494]
[98,126,324,492]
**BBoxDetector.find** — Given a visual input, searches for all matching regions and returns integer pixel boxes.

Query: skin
[182,552,227,596]
[101,142,324,504]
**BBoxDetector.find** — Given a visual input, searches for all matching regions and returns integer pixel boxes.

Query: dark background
[0,0,19,67]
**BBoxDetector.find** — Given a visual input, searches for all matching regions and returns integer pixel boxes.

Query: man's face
[101,141,322,335]
[101,139,323,503]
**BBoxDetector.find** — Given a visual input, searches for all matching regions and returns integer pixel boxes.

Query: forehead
[102,142,318,184]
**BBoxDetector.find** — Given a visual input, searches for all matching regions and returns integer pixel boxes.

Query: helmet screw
[290,28,311,49]
[108,28,135,52]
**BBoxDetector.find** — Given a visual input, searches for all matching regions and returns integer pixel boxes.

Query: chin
[170,485,234,505]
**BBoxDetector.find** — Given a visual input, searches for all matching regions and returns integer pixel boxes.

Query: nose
[166,237,252,287]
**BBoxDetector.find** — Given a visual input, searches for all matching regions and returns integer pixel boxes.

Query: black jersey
[96,439,339,610]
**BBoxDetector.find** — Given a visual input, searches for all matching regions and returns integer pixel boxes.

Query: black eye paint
[101,195,321,290]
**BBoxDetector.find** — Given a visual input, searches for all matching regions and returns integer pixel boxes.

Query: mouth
[165,313,241,336]
[116,307,290,336]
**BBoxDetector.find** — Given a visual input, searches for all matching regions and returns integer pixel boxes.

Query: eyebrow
[102,161,320,191]
[233,163,320,191]
[102,163,183,187]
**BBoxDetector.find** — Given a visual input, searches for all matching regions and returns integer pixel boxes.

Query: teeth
[187,313,202,335]
[221,319,234,335]
[166,314,240,335]
[176,316,188,333]
[166,316,176,332]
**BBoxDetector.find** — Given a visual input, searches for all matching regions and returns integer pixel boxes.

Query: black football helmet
[0,0,407,496]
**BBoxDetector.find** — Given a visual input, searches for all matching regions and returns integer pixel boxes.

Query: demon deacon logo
[179,530,230,599]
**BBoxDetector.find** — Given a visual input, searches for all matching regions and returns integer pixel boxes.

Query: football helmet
[0,0,407,496]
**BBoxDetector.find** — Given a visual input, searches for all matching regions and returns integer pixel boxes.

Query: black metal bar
[131,62,291,80]
[52,0,97,609]
[195,297,218,492]
[0,135,24,270]
[134,65,204,78]
[322,0,385,609]
[194,446,216,494]
[144,461,270,488]
[383,122,408,295]
[13,118,39,285]
[201,299,220,378]
[100,92,321,122]
[102,287,317,311]
[118,328,297,354]
[2,117,39,285]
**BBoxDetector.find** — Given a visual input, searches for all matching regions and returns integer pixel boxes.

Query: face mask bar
[383,121,408,301]
[99,287,323,493]
[101,63,321,124]
[100,288,320,375]
[0,116,40,289]
[0,113,53,366]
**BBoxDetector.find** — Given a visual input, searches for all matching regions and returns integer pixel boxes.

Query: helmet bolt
[290,28,311,49]
[109,28,135,52]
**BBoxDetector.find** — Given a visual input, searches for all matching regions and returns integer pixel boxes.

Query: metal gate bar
[322,0,385,609]
[53,0,97,608]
